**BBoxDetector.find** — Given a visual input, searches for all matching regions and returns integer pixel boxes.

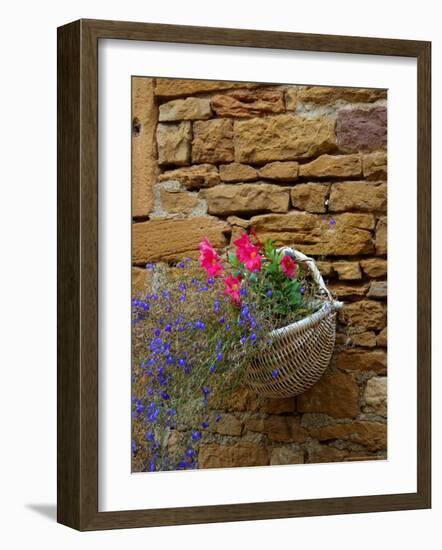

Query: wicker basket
[245,248,343,399]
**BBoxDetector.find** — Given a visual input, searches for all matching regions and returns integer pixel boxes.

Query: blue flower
[250,333,257,342]
[208,277,215,285]
[191,430,202,441]
[219,316,225,324]
[266,289,273,298]
[165,324,172,332]
[148,459,156,472]
[210,364,216,373]
[300,286,305,295]
[179,283,187,291]
[201,421,209,429]
[213,300,220,314]
[194,320,206,330]
[202,386,210,396]
[161,391,170,400]
[216,352,223,362]
[240,336,247,345]
[146,263,156,269]
[146,430,155,441]
[178,358,186,367]
[154,328,161,337]
[215,415,222,423]
[177,261,186,268]
[329,219,336,226]
[272,369,280,379]
[240,287,248,297]
[185,448,195,458]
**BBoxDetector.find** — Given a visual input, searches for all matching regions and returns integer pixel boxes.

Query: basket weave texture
[245,248,342,399]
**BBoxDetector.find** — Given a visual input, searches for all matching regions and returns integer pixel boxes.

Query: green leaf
[228,252,239,267]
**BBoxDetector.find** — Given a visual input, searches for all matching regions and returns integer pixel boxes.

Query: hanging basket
[245,247,343,399]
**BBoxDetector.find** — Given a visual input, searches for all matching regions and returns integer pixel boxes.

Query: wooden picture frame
[57,18,431,531]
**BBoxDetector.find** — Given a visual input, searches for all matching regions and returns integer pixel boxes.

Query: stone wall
[132,77,387,467]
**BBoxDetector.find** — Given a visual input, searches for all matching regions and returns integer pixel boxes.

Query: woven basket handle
[278,247,334,301]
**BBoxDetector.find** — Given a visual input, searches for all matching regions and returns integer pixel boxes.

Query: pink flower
[233,233,262,272]
[281,255,298,278]
[223,274,242,304]
[199,239,224,277]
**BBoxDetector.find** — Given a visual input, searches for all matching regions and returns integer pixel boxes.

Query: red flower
[233,233,262,272]
[199,239,224,277]
[249,227,263,250]
[223,274,242,304]
[280,255,297,278]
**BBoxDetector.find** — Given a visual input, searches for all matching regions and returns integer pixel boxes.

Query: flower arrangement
[132,229,323,472]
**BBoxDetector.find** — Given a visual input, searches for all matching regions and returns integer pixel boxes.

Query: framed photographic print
[57,19,431,530]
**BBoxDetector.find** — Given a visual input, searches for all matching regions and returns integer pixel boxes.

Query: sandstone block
[308,421,387,451]
[285,88,298,111]
[367,281,387,299]
[219,162,258,182]
[158,164,220,189]
[260,397,296,414]
[297,371,360,418]
[329,182,387,213]
[246,212,375,256]
[159,189,200,214]
[201,183,290,216]
[332,261,361,280]
[290,183,328,213]
[336,107,387,152]
[377,327,387,347]
[364,377,387,416]
[307,443,347,463]
[212,413,243,436]
[351,331,377,347]
[363,151,388,180]
[360,258,387,278]
[329,282,369,301]
[132,77,158,216]
[154,78,261,98]
[210,386,260,413]
[211,89,285,118]
[259,161,299,181]
[132,267,153,296]
[245,415,306,443]
[198,442,269,468]
[157,121,192,166]
[270,447,304,465]
[298,86,387,105]
[336,348,387,374]
[234,114,336,163]
[339,300,387,331]
[299,154,361,178]
[376,216,387,255]
[316,261,334,277]
[192,119,234,164]
[132,217,229,263]
[159,97,211,121]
